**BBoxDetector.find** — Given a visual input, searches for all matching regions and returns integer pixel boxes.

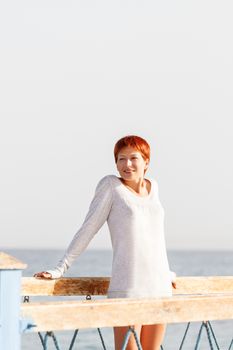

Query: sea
[4,249,233,350]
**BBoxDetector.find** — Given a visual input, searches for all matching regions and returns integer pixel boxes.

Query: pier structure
[0,252,27,349]
[1,252,233,349]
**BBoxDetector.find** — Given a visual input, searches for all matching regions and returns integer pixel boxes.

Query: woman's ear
[145,159,150,169]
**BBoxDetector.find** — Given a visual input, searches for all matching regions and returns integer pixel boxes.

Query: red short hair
[114,135,150,164]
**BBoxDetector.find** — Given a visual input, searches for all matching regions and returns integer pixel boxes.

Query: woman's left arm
[39,175,113,279]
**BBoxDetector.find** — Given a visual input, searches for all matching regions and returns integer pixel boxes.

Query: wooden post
[0,252,27,350]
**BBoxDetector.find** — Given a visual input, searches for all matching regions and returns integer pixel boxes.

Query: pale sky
[0,1,233,250]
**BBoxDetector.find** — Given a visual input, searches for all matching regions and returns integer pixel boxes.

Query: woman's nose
[126,159,132,166]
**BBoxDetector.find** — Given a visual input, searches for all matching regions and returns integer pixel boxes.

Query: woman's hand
[172,281,177,289]
[170,270,177,289]
[34,271,52,279]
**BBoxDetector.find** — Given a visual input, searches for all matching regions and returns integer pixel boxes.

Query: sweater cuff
[170,270,177,282]
[46,269,63,279]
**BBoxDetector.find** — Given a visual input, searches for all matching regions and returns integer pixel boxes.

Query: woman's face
[116,146,149,181]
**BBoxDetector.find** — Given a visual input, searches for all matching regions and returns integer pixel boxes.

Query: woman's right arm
[34,175,113,279]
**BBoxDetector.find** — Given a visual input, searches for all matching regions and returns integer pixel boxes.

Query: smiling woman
[116,151,150,198]
[114,135,150,168]
[114,136,152,199]
[34,135,176,350]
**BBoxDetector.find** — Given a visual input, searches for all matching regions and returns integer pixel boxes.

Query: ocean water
[4,249,233,350]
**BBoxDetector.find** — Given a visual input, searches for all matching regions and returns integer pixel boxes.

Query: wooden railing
[1,252,233,349]
[21,275,233,296]
[20,276,233,331]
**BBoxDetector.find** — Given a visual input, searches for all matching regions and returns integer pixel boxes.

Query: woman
[34,135,177,350]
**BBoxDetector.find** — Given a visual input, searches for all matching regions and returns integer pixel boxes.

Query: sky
[0,1,233,251]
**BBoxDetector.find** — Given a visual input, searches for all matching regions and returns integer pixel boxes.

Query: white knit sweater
[47,175,176,298]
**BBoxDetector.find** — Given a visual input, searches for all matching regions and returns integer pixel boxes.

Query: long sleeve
[47,175,113,279]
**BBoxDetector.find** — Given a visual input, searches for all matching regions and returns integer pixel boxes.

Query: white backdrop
[1,1,232,250]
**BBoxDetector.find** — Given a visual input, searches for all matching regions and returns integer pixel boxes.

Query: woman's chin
[121,173,136,181]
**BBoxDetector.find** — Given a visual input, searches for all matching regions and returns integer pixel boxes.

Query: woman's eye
[118,157,138,161]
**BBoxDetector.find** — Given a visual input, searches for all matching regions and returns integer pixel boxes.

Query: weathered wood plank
[0,252,27,270]
[22,277,109,296]
[20,293,233,331]
[172,276,233,294]
[21,276,233,296]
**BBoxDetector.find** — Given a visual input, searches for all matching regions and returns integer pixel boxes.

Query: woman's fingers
[33,271,52,279]
[172,281,177,289]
